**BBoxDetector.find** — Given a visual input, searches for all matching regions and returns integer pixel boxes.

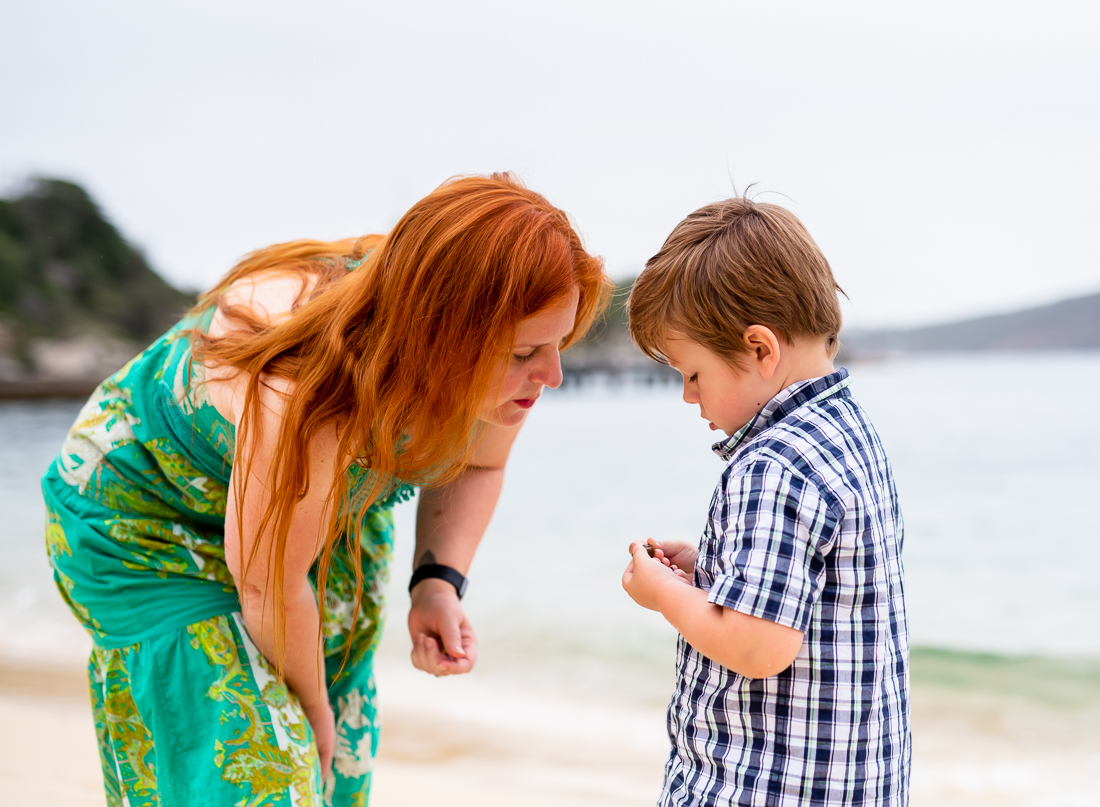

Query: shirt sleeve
[705,456,840,632]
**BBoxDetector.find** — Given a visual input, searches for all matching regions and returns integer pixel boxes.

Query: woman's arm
[223,376,339,773]
[407,419,522,676]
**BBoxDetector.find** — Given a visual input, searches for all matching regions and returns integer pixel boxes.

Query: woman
[42,173,611,806]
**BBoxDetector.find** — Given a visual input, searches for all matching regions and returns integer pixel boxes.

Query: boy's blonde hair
[628,197,844,365]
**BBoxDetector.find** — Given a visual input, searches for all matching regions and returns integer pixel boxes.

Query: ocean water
[2,352,1099,687]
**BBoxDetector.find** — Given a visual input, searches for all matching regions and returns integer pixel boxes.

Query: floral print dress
[42,306,413,807]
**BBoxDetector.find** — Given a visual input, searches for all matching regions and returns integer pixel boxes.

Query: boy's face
[661,332,776,437]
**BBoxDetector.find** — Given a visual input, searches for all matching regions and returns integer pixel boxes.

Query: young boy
[623,198,909,806]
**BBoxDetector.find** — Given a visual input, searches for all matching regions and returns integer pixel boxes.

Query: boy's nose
[681,379,698,404]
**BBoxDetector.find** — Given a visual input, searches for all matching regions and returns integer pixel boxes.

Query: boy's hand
[631,539,692,582]
[637,538,698,578]
[623,542,692,611]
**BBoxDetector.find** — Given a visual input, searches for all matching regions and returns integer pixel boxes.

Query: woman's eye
[513,352,535,363]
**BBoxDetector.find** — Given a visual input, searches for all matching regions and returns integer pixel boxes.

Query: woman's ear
[742,325,782,379]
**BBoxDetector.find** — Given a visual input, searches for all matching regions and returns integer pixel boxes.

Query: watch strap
[409,563,468,600]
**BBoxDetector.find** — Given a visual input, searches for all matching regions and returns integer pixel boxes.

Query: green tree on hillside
[0,179,194,365]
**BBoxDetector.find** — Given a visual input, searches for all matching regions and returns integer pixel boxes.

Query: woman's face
[480,287,580,428]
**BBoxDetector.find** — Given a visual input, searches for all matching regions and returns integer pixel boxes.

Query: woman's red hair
[193,173,611,669]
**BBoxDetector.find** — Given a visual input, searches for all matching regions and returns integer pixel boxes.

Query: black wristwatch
[408,564,468,600]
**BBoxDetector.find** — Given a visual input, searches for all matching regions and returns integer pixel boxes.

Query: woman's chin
[480,403,531,428]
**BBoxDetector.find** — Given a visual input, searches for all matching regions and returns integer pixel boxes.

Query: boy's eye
[689,374,698,383]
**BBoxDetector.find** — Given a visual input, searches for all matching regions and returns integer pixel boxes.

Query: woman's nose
[533,349,564,389]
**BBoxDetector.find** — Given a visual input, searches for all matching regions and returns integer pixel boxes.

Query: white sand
[3,656,1098,807]
[908,684,1100,807]
[1,693,104,806]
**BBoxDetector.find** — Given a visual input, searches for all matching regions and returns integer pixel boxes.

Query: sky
[2,0,1098,328]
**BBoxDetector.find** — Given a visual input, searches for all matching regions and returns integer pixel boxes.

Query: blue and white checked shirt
[661,369,909,807]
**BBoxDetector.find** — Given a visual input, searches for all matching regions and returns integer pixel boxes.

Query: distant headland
[839,292,1100,360]
[0,179,194,397]
[2,179,1097,399]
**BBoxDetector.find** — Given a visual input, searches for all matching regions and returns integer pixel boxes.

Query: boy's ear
[743,325,782,379]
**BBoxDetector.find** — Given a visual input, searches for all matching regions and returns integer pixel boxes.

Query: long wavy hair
[193,173,611,668]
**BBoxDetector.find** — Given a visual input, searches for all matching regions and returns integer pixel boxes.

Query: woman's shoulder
[202,270,317,425]
[209,270,317,335]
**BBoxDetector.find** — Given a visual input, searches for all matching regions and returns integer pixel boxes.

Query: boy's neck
[772,337,836,393]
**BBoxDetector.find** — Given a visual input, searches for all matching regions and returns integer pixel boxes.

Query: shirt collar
[711,368,851,461]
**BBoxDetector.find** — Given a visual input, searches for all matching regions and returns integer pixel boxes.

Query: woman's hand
[303,699,336,778]
[408,578,478,676]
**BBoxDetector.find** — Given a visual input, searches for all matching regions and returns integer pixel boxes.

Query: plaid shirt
[661,369,910,807]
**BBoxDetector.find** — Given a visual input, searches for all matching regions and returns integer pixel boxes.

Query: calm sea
[3,353,1099,687]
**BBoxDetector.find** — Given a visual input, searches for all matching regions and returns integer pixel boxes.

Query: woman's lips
[513,398,537,409]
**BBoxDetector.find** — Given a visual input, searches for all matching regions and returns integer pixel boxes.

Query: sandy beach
[0,652,666,807]
[3,646,1098,807]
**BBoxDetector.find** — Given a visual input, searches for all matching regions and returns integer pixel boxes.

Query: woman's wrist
[409,563,468,599]
[409,576,460,606]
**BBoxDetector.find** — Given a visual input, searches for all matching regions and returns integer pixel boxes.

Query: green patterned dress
[41,306,413,807]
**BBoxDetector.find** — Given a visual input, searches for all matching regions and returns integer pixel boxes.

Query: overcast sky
[3,0,1097,328]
